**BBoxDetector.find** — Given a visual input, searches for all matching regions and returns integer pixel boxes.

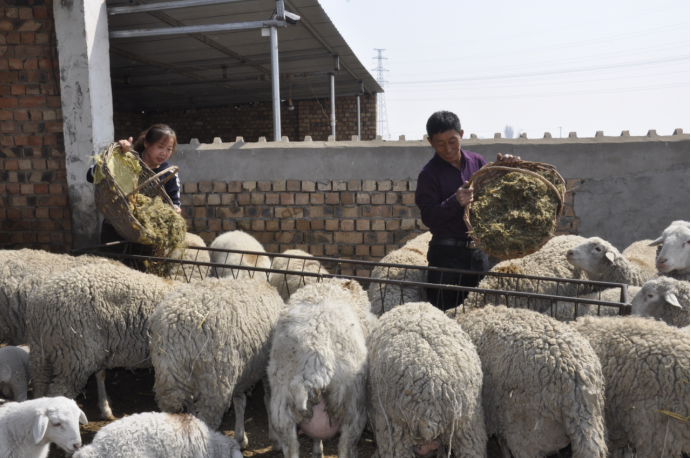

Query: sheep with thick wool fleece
[573,316,690,456]
[25,262,178,421]
[268,249,328,301]
[73,412,244,458]
[454,306,607,458]
[170,232,212,282]
[150,276,283,445]
[0,345,30,401]
[367,245,428,317]
[566,237,657,286]
[367,302,486,458]
[548,286,642,322]
[0,396,88,458]
[621,239,659,280]
[631,276,690,327]
[650,220,690,281]
[268,278,375,458]
[209,230,271,279]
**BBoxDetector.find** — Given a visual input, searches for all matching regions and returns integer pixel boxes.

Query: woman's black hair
[426,111,462,140]
[133,124,178,155]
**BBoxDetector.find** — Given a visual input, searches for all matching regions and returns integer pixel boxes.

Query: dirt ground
[39,368,575,457]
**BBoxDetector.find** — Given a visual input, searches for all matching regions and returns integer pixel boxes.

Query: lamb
[631,276,690,327]
[73,412,244,458]
[267,249,327,300]
[367,245,428,317]
[209,230,271,279]
[650,220,690,281]
[0,345,30,401]
[268,278,375,458]
[566,237,656,286]
[548,286,642,322]
[463,235,591,312]
[170,232,212,282]
[0,396,88,458]
[454,306,607,458]
[573,316,689,456]
[150,276,283,443]
[26,261,178,421]
[367,302,486,458]
[621,239,659,279]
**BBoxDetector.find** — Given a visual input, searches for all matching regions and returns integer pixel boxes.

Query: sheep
[462,235,591,312]
[150,276,283,443]
[402,231,432,253]
[0,396,88,458]
[268,278,375,458]
[454,305,607,458]
[25,261,178,421]
[72,412,244,458]
[170,232,212,282]
[0,345,30,401]
[367,302,486,458]
[573,316,689,456]
[367,245,428,317]
[548,286,642,322]
[209,230,272,279]
[631,276,690,327]
[650,220,690,281]
[268,249,328,301]
[566,237,656,286]
[621,239,659,279]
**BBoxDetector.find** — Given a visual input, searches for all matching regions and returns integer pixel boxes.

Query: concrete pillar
[53,0,114,247]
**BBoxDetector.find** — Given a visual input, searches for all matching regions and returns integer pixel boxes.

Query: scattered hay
[469,171,561,259]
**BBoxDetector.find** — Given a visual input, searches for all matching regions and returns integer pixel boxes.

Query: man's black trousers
[426,245,489,311]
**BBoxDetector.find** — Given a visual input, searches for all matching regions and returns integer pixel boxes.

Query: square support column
[54,0,114,247]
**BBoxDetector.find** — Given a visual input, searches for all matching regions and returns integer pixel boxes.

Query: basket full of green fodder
[463,160,565,260]
[92,142,187,266]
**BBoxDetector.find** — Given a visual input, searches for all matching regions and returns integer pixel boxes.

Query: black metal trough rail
[72,242,631,319]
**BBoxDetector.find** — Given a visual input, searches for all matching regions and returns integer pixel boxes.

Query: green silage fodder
[469,171,561,258]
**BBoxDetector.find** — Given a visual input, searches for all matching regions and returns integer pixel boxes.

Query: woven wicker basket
[94,142,178,245]
[463,160,565,260]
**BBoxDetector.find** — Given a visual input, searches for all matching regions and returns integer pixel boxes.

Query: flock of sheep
[0,220,688,458]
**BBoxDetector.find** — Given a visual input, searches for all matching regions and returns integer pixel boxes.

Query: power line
[372,48,390,140]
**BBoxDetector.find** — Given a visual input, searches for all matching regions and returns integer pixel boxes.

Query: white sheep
[367,302,486,458]
[267,249,327,301]
[401,231,432,253]
[566,237,657,286]
[170,232,212,282]
[650,220,690,281]
[0,396,88,458]
[268,278,375,458]
[73,412,244,458]
[0,345,30,401]
[621,239,659,279]
[631,276,690,327]
[150,276,283,444]
[455,305,607,458]
[573,316,689,456]
[463,235,591,312]
[367,245,428,317]
[209,230,272,279]
[548,286,642,322]
[25,261,178,421]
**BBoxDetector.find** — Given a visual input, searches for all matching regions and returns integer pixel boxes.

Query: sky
[319,0,690,139]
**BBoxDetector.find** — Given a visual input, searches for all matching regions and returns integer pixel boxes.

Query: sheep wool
[209,230,271,279]
[402,231,432,253]
[632,276,690,327]
[455,306,607,458]
[621,239,659,279]
[573,316,690,456]
[268,249,327,301]
[268,279,376,458]
[548,286,641,322]
[367,245,428,317]
[150,277,283,434]
[367,302,486,458]
[170,232,212,283]
[0,345,30,402]
[73,412,244,458]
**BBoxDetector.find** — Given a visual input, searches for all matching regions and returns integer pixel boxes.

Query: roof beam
[107,0,251,16]
[109,18,285,39]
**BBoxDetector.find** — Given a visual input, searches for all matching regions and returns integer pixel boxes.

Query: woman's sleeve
[86,164,96,183]
[164,172,181,207]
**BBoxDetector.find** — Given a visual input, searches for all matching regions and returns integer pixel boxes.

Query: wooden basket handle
[127,166,178,198]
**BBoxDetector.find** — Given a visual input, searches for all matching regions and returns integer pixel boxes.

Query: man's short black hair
[426,111,462,140]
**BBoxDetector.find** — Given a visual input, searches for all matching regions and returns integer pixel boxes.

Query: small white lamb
[0,396,87,458]
[0,345,30,401]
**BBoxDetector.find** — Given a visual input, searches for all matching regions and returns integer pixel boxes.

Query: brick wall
[113,94,377,144]
[0,0,72,252]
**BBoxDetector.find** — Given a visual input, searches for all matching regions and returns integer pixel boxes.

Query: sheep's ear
[32,413,49,444]
[0,363,10,383]
[605,251,616,262]
[649,237,664,246]
[78,409,88,425]
[664,293,682,308]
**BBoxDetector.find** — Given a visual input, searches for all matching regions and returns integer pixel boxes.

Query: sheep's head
[631,277,684,317]
[650,221,690,274]
[33,397,87,453]
[566,237,619,276]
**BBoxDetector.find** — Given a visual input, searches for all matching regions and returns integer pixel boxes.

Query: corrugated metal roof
[106,0,382,111]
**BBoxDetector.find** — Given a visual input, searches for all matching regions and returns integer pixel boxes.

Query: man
[415,111,520,310]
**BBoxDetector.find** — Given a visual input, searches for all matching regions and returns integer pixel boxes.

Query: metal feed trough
[71,241,632,321]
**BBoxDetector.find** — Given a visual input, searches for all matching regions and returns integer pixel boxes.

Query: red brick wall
[0,0,72,252]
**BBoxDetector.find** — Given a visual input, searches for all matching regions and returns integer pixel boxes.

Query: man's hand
[174,206,182,215]
[456,181,473,206]
[118,137,134,151]
[497,153,521,165]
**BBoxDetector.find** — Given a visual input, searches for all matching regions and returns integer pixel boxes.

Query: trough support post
[270,26,281,142]
[54,0,114,248]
